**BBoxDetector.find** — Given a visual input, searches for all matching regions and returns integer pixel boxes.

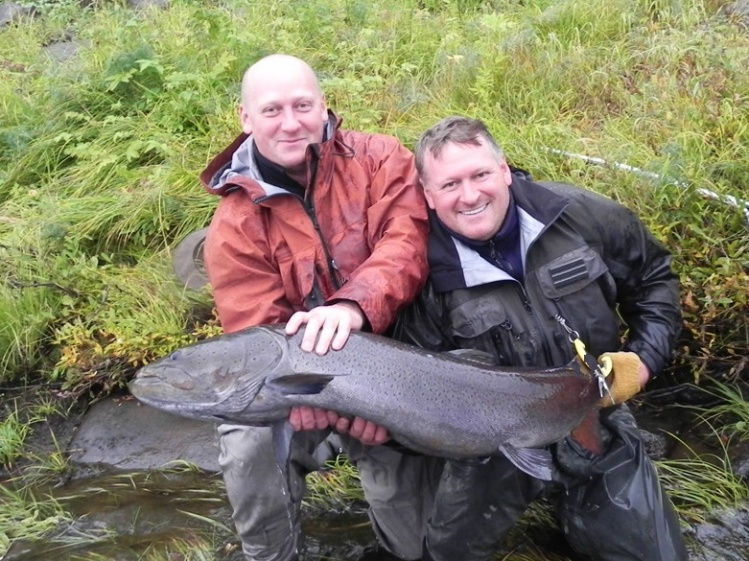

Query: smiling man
[402,115,688,561]
[237,57,329,184]
[420,135,513,242]
[200,55,437,561]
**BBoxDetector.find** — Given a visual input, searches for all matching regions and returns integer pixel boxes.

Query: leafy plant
[1,1,748,556]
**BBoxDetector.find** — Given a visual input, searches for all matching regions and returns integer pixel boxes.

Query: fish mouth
[130,365,235,411]
[133,365,197,392]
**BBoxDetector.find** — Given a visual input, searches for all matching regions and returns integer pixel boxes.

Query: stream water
[3,403,749,560]
[4,466,748,561]
[3,468,378,561]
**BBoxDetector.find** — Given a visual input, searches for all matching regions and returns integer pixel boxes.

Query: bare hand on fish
[285,302,391,446]
[285,301,365,354]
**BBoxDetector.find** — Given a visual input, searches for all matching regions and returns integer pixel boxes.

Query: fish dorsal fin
[270,373,334,394]
[499,443,555,481]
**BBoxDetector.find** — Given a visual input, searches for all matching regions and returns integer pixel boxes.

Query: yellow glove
[598,351,642,408]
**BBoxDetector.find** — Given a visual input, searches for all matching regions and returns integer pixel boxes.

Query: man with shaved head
[200,54,438,560]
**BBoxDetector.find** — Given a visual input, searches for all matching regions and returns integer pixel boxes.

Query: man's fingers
[372,425,390,445]
[314,320,339,355]
[290,407,340,431]
[299,406,317,430]
[330,316,352,351]
[353,420,390,445]
[286,303,364,354]
[335,416,351,433]
[312,407,329,429]
[289,407,303,431]
[326,410,340,426]
[288,407,351,432]
[348,417,365,440]
[285,312,307,336]
[359,420,377,444]
[300,317,323,352]
[291,406,318,431]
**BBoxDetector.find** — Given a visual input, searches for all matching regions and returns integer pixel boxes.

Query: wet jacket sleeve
[327,140,429,334]
[581,194,681,376]
[390,283,457,352]
[204,202,295,333]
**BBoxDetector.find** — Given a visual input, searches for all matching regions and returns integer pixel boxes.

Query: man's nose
[280,108,301,131]
[459,181,481,203]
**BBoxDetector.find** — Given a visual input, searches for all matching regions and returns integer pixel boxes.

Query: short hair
[414,116,505,180]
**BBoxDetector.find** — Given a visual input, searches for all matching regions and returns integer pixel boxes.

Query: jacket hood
[428,177,569,292]
[199,111,340,197]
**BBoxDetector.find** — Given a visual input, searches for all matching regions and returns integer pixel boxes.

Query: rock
[127,0,170,10]
[172,227,211,291]
[639,428,669,460]
[0,2,37,27]
[730,439,749,479]
[42,39,81,64]
[727,0,749,18]
[68,395,221,472]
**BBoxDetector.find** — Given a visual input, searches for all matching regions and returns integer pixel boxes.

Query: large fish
[130,324,602,480]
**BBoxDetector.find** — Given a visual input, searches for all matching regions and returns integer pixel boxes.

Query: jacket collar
[428,177,569,292]
[199,111,341,197]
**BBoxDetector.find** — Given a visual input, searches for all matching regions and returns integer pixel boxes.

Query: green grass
[1,0,748,558]
[0,476,72,555]
[2,0,746,390]
[691,380,749,442]
[0,409,30,467]
[305,455,366,512]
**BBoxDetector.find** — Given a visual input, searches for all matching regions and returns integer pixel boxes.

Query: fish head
[130,326,291,423]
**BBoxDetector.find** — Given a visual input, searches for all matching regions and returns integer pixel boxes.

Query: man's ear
[238,105,252,134]
[499,159,513,185]
[320,95,329,122]
[423,187,436,210]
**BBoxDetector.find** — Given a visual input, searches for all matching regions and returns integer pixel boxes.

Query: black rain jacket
[397,177,681,375]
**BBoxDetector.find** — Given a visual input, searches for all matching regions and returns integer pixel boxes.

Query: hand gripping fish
[129,325,603,480]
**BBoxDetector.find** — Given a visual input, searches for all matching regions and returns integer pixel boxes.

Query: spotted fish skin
[130,324,600,477]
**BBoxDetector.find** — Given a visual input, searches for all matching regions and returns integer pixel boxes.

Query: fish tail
[569,410,604,456]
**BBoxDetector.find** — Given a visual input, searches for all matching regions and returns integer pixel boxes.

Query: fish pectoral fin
[499,443,555,481]
[270,373,334,394]
[271,421,294,479]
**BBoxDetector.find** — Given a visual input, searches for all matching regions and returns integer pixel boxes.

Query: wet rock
[729,439,749,479]
[127,0,170,10]
[726,0,749,21]
[68,396,220,472]
[688,506,749,561]
[639,428,669,460]
[0,2,37,27]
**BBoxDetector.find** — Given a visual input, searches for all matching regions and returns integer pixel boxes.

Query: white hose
[544,148,749,228]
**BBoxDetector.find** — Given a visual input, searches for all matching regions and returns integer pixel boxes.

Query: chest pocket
[446,286,541,366]
[534,246,620,355]
[535,247,612,299]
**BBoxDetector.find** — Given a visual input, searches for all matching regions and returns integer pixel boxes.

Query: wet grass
[305,455,365,513]
[0,409,28,467]
[694,380,749,443]
[1,0,748,558]
[0,476,72,555]
[2,421,746,561]
[0,0,746,395]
